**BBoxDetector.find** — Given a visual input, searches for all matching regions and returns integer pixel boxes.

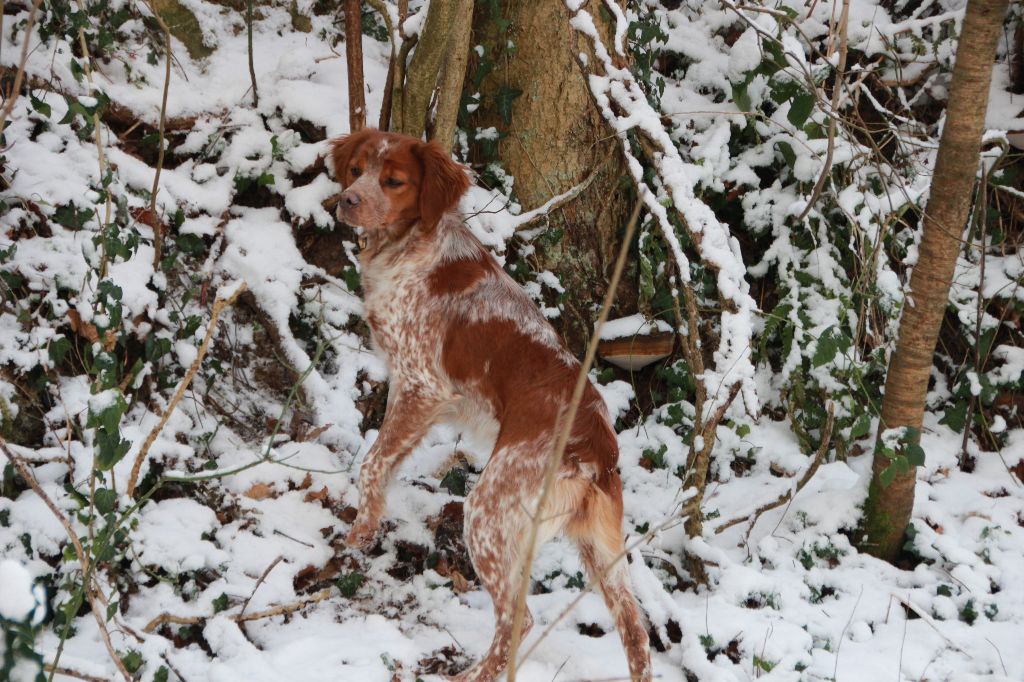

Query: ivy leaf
[904,442,926,468]
[849,412,871,440]
[30,94,51,118]
[812,326,840,367]
[494,85,522,125]
[879,462,898,487]
[94,488,117,515]
[940,398,968,432]
[787,92,814,128]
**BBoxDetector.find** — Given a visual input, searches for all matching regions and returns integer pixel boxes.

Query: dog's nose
[341,190,361,208]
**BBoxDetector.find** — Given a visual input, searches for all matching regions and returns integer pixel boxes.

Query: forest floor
[1,3,1022,681]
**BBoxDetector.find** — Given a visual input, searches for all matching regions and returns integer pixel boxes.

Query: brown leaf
[304,486,329,504]
[243,482,275,500]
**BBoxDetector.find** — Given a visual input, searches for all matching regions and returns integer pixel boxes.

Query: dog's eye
[351,167,362,178]
[384,177,404,188]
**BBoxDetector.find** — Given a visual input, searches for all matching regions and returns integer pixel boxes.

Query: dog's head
[329,129,469,238]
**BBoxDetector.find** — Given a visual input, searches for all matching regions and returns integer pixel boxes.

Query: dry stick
[125,283,248,497]
[889,593,972,659]
[1,441,133,682]
[506,202,642,682]
[0,0,43,136]
[247,0,258,107]
[143,2,173,271]
[43,665,111,682]
[714,405,835,536]
[344,0,366,131]
[239,554,284,619]
[142,588,334,634]
[796,0,850,222]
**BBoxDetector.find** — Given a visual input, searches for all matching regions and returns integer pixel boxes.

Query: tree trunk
[859,0,1009,562]
[392,0,474,149]
[344,0,366,131]
[467,0,634,352]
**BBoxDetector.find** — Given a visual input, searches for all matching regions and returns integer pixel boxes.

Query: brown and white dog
[330,128,652,682]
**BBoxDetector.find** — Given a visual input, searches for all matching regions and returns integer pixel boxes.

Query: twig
[796,0,850,222]
[142,588,334,633]
[1,440,133,682]
[506,202,642,681]
[43,664,111,682]
[238,555,284,621]
[126,282,248,497]
[889,593,973,659]
[142,1,173,271]
[247,0,258,107]
[0,0,43,137]
[714,405,835,535]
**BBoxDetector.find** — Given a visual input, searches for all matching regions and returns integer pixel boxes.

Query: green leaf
[53,204,95,230]
[212,592,229,613]
[787,92,814,128]
[49,336,72,365]
[94,488,117,515]
[812,326,840,367]
[905,442,926,468]
[849,412,871,440]
[731,76,752,113]
[940,398,968,432]
[775,141,796,169]
[30,94,51,117]
[494,85,522,125]
[879,462,898,487]
[337,571,365,598]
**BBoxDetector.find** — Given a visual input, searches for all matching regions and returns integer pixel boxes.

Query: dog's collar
[357,233,369,251]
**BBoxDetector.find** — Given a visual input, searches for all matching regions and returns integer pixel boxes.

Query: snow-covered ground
[1,2,1022,681]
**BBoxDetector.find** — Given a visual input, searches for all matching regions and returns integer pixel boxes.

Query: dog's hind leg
[451,437,561,682]
[568,474,653,682]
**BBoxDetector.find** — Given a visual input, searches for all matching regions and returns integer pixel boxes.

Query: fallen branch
[125,282,248,497]
[713,405,835,536]
[142,588,333,634]
[507,202,642,681]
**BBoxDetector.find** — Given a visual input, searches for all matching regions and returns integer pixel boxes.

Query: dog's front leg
[347,386,442,548]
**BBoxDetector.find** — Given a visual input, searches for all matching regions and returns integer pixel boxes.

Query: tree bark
[859,0,1009,562]
[468,0,633,352]
[344,0,366,132]
[393,0,474,147]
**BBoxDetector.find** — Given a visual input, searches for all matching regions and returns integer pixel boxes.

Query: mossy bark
[468,0,633,352]
[858,0,1010,562]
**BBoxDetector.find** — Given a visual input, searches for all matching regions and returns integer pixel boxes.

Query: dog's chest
[361,259,438,369]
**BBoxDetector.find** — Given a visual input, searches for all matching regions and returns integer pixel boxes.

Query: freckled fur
[329,129,653,682]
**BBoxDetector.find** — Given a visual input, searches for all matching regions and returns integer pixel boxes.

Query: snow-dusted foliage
[0,1,1022,681]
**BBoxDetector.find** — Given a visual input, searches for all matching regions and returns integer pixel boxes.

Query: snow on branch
[566,2,760,418]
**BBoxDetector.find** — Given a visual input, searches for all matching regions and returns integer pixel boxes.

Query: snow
[0,1,1022,682]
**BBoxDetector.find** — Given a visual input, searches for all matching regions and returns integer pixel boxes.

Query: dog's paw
[345,517,379,549]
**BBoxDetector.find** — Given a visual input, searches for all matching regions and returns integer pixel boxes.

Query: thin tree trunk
[345,0,366,131]
[859,0,1009,562]
[394,0,473,144]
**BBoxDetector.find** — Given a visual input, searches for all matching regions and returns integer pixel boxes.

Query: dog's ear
[328,130,372,188]
[415,141,470,230]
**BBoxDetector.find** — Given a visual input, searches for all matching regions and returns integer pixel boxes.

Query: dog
[330,128,652,682]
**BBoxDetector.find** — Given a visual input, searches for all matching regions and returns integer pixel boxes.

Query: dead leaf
[244,482,275,500]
